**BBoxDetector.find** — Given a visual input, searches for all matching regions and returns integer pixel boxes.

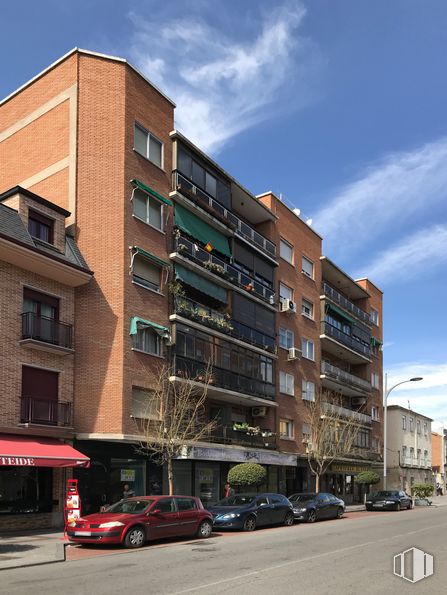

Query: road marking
[170,520,447,594]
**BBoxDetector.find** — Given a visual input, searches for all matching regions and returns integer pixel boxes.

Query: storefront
[320,462,373,504]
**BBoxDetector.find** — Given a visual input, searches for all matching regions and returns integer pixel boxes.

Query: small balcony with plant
[210,424,277,450]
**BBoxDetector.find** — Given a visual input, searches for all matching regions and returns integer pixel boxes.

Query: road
[1,507,446,595]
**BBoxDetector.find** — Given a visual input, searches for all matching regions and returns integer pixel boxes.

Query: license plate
[74,531,91,536]
[374,503,384,508]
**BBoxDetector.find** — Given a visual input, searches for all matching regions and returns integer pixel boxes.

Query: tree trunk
[315,473,320,492]
[167,458,174,496]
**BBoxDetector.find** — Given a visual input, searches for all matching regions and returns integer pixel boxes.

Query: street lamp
[383,375,423,490]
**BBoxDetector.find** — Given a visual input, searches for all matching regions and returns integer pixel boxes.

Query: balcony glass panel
[323,283,371,325]
[321,321,370,358]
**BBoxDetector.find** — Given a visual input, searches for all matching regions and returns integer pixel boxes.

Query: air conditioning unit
[352,397,367,407]
[252,406,267,417]
[281,299,296,313]
[288,347,301,361]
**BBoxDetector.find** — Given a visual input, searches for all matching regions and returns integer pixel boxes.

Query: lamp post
[383,374,423,490]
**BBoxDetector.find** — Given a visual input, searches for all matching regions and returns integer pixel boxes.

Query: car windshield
[106,499,154,514]
[374,491,398,498]
[289,494,316,503]
[215,495,256,506]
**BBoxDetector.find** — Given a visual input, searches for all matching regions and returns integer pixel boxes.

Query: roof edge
[0,186,71,217]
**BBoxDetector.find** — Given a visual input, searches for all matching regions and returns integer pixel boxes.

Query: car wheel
[124,526,145,549]
[284,512,294,526]
[243,515,257,531]
[395,503,401,512]
[408,501,413,510]
[336,507,344,519]
[365,506,372,511]
[197,520,213,539]
[307,509,317,523]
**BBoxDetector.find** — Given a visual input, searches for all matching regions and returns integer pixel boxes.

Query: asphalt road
[1,507,446,595]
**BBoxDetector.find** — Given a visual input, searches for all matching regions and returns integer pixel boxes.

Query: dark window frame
[28,210,54,244]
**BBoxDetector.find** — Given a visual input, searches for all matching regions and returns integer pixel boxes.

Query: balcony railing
[321,361,371,392]
[401,456,432,468]
[322,401,372,425]
[174,236,275,305]
[321,321,371,358]
[209,426,277,450]
[174,170,276,259]
[173,355,276,401]
[20,396,72,426]
[21,312,73,349]
[174,296,276,353]
[322,283,371,326]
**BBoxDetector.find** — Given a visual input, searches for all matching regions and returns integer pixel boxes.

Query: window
[0,467,52,515]
[22,288,60,344]
[402,416,407,430]
[409,418,414,432]
[279,328,294,350]
[280,372,294,396]
[423,423,428,436]
[132,327,161,356]
[280,419,294,439]
[177,148,229,205]
[132,256,161,292]
[370,308,379,326]
[21,366,59,425]
[134,123,163,168]
[301,338,315,361]
[156,498,176,513]
[402,445,407,458]
[371,373,380,389]
[301,256,314,279]
[279,283,293,304]
[416,420,421,434]
[175,497,197,511]
[301,298,314,319]
[279,239,293,264]
[371,406,380,421]
[133,189,163,231]
[302,423,311,441]
[131,387,159,419]
[301,380,315,402]
[28,210,54,244]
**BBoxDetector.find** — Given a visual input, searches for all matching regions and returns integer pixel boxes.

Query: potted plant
[412,483,434,506]
[354,471,381,503]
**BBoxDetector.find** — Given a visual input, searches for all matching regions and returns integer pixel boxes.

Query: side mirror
[149,509,161,515]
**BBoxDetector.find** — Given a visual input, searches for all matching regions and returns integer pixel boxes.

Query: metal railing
[322,283,371,326]
[173,355,276,401]
[322,401,372,425]
[209,426,277,450]
[20,396,72,426]
[321,361,371,392]
[174,170,276,259]
[401,456,432,468]
[174,235,275,305]
[21,312,73,349]
[321,321,371,358]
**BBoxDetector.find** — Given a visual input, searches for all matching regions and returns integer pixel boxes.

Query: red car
[67,495,213,548]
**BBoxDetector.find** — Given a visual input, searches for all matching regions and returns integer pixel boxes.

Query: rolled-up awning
[175,204,231,257]
[129,316,170,337]
[326,303,355,324]
[175,264,228,303]
[0,435,90,468]
[131,179,173,206]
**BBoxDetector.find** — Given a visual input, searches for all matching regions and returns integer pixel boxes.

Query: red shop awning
[0,435,90,468]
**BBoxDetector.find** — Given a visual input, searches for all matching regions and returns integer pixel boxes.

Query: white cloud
[313,137,447,259]
[354,224,447,284]
[127,2,321,153]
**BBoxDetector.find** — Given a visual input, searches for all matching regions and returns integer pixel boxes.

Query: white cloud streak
[127,2,320,153]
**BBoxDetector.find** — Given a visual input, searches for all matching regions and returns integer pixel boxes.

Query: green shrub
[412,483,434,498]
[228,463,267,489]
[354,471,381,486]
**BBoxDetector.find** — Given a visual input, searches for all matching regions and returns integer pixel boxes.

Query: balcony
[321,321,371,362]
[209,426,277,450]
[322,401,372,425]
[173,171,276,260]
[173,296,276,353]
[321,361,371,395]
[173,235,275,305]
[173,355,276,402]
[20,396,72,427]
[20,312,73,353]
[322,282,371,326]
[401,456,432,468]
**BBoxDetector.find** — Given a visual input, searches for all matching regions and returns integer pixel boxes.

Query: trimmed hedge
[354,471,381,485]
[228,463,267,488]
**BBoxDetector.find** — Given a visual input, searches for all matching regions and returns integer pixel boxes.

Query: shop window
[0,467,52,514]
[28,209,54,244]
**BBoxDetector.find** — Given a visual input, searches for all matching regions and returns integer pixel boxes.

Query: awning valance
[0,435,90,468]
[131,179,173,206]
[130,316,170,338]
[175,204,231,257]
[327,303,355,324]
[132,246,171,268]
[175,264,228,304]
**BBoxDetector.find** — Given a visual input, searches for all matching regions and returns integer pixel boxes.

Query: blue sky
[1,1,446,426]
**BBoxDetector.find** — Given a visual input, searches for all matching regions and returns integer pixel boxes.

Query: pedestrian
[224,482,235,498]
[123,483,135,498]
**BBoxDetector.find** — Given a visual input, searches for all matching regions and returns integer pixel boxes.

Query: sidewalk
[345,493,447,512]
[0,529,66,571]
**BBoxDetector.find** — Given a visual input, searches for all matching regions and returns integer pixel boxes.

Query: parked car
[208,493,294,531]
[288,492,345,522]
[67,495,213,548]
[365,490,412,511]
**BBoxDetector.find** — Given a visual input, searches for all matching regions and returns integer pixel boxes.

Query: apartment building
[431,432,445,492]
[0,186,92,530]
[387,405,432,491]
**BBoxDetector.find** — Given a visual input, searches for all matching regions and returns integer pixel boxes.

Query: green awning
[130,316,169,337]
[175,204,231,257]
[327,303,355,324]
[370,337,383,347]
[133,246,171,268]
[131,179,173,206]
[175,264,228,303]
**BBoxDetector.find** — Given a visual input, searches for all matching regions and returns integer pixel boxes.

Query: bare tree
[304,390,364,492]
[135,363,217,495]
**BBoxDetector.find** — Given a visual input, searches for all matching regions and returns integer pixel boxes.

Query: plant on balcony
[203,261,230,280]
[261,430,275,438]
[232,422,261,435]
[228,463,267,490]
[177,243,188,254]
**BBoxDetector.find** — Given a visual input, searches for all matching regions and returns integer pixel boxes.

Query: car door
[175,497,200,536]
[148,497,180,539]
[399,491,410,508]
[268,495,289,523]
[315,494,331,519]
[255,496,273,526]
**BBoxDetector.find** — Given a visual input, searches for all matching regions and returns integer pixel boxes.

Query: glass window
[132,256,161,292]
[0,467,52,514]
[280,371,294,395]
[302,380,315,401]
[279,283,293,304]
[280,419,294,439]
[149,135,163,168]
[279,239,293,264]
[371,373,380,389]
[205,172,217,198]
[28,210,54,244]
[409,418,414,432]
[301,338,315,360]
[192,161,206,189]
[302,256,314,279]
[301,298,314,319]
[371,406,380,421]
[176,497,197,511]
[423,423,428,436]
[134,124,148,155]
[131,387,159,419]
[156,498,176,513]
[195,463,220,505]
[133,189,163,230]
[279,327,294,349]
[402,416,407,430]
[132,327,161,356]
[178,149,192,178]
[134,123,163,168]
[416,420,421,434]
[370,308,379,326]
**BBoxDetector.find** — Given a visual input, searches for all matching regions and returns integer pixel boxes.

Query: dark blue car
[208,493,294,531]
[289,492,345,522]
